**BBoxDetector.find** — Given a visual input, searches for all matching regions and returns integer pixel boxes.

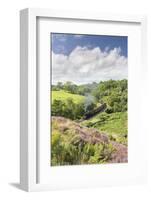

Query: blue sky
[51,33,128,85]
[51,33,127,57]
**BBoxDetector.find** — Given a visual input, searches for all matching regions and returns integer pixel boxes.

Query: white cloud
[52,46,128,85]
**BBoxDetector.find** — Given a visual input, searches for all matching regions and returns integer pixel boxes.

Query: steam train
[83,103,107,120]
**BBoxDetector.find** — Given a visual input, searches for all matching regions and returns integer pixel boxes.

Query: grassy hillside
[52,90,85,104]
[51,80,128,165]
[51,117,127,166]
[82,112,127,145]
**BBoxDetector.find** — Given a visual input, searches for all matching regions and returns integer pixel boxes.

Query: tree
[57,82,63,90]
[52,100,64,116]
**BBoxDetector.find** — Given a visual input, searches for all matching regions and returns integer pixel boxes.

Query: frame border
[20,8,147,191]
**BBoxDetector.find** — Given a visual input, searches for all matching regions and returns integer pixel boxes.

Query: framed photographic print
[20,8,147,191]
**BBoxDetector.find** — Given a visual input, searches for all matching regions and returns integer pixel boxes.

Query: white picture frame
[20,8,147,192]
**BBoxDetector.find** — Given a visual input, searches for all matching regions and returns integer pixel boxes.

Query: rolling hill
[52,90,85,104]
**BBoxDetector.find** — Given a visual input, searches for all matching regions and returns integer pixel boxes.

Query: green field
[52,90,85,104]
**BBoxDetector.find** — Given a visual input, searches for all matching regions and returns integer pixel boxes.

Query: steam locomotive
[83,103,107,120]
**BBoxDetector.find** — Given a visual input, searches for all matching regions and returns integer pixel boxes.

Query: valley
[51,79,128,166]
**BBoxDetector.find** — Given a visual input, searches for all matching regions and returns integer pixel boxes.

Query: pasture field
[52,90,85,104]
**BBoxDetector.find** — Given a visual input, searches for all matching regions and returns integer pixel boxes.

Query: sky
[51,33,128,85]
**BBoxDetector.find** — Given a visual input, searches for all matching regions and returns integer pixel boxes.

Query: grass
[52,90,85,104]
[82,112,128,145]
